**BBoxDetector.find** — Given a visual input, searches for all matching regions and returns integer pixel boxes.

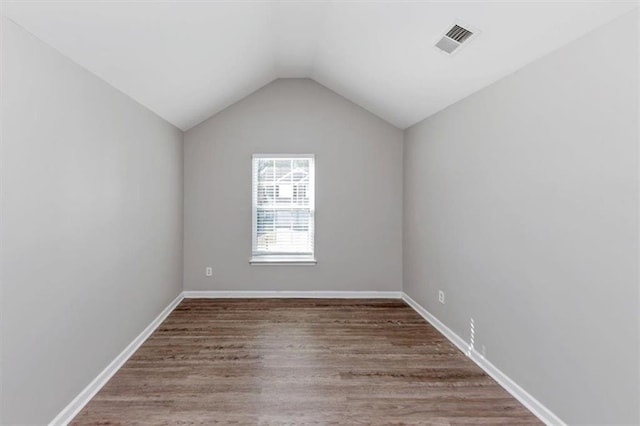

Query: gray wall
[403,11,639,425]
[184,79,402,292]
[1,19,184,424]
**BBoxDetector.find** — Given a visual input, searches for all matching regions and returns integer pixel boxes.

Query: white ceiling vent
[435,22,478,55]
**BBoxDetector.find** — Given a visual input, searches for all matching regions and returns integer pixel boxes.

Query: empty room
[1,1,639,425]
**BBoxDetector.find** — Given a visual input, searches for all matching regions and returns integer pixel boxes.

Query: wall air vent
[435,22,478,55]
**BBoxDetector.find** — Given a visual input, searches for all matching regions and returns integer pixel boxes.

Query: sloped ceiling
[2,1,636,130]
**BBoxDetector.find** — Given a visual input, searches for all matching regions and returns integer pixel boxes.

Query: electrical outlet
[438,290,445,304]
[205,267,213,277]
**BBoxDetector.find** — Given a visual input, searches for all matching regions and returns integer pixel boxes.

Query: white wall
[1,19,184,424]
[184,79,402,292]
[403,11,639,424]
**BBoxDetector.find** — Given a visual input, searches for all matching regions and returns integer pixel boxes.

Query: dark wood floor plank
[72,298,540,425]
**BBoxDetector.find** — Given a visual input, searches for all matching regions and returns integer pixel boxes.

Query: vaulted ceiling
[3,1,636,130]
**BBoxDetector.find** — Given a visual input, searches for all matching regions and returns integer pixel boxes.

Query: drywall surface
[1,19,183,424]
[403,11,639,424]
[184,79,402,292]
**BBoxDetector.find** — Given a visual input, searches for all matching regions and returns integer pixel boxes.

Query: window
[251,154,315,264]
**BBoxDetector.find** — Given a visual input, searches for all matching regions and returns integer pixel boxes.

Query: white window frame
[250,154,316,265]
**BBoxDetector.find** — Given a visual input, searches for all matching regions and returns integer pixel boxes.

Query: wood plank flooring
[72,299,540,425]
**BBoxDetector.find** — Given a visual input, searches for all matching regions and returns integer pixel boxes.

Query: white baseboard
[49,293,184,426]
[468,349,565,426]
[49,290,563,426]
[401,293,469,354]
[183,290,403,299]
[401,293,565,426]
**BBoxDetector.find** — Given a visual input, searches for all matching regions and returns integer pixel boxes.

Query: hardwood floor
[72,299,540,425]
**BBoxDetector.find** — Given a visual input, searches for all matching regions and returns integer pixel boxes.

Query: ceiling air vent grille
[446,25,473,43]
[436,23,477,55]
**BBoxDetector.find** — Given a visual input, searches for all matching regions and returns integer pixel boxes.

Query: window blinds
[252,155,315,256]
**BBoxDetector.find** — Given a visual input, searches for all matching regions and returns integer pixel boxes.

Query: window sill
[249,256,317,266]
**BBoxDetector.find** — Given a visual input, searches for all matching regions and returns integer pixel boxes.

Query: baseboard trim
[49,290,563,426]
[401,293,565,426]
[183,290,403,299]
[468,349,565,426]
[401,293,469,354]
[49,293,184,426]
